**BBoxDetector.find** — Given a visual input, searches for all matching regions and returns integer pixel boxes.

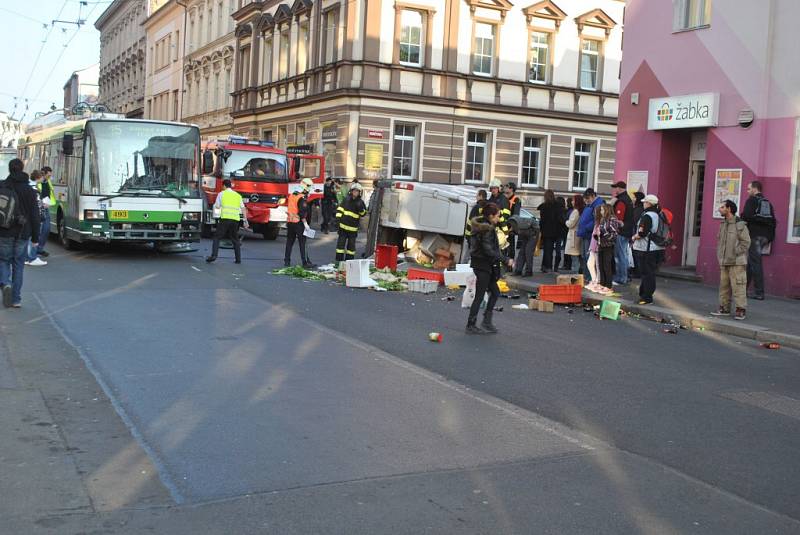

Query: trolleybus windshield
[85,121,201,198]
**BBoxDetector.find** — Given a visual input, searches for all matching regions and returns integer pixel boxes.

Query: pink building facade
[616,0,800,298]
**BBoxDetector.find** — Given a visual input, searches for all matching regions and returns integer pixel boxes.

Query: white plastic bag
[626,242,634,266]
[461,274,477,308]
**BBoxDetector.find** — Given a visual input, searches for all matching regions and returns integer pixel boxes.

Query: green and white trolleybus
[18,112,203,249]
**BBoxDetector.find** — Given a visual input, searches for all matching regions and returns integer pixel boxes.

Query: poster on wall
[713,169,742,219]
[626,170,649,194]
[364,143,384,179]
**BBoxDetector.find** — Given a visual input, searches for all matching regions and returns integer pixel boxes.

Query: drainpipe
[177,0,189,123]
[756,0,776,180]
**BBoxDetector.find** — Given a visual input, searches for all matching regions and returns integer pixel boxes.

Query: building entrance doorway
[684,160,706,266]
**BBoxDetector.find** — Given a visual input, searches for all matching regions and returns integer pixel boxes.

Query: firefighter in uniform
[503,182,521,253]
[465,189,487,240]
[487,179,510,235]
[335,182,367,264]
[284,178,315,268]
[206,179,248,264]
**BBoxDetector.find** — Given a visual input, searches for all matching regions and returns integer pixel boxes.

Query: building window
[263,129,273,142]
[172,90,179,121]
[472,22,495,76]
[528,31,549,84]
[323,9,338,65]
[398,10,423,67]
[238,45,250,88]
[208,4,214,42]
[392,124,417,180]
[521,135,544,187]
[262,37,273,83]
[579,40,600,91]
[279,28,290,79]
[296,123,306,144]
[465,131,489,183]
[278,125,287,149]
[791,119,800,241]
[674,0,711,31]
[298,20,309,73]
[572,140,595,190]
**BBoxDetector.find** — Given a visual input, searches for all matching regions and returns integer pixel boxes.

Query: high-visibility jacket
[489,193,510,233]
[336,195,367,233]
[287,192,306,223]
[465,202,485,237]
[37,179,56,206]
[219,189,243,221]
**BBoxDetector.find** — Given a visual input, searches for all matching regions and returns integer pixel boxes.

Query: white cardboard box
[345,259,376,288]
[443,264,473,286]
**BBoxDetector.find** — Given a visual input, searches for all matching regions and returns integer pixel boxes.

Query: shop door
[684,161,705,266]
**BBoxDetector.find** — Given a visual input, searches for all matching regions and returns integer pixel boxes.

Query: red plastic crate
[537,284,583,304]
[406,267,444,285]
[375,244,398,271]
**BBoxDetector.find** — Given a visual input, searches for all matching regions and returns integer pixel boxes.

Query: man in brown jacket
[711,200,751,320]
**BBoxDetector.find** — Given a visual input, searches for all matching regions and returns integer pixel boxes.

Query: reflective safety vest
[219,189,243,221]
[37,179,56,206]
[287,193,302,223]
[335,195,367,233]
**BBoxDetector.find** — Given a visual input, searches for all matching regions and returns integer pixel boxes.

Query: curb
[505,276,800,350]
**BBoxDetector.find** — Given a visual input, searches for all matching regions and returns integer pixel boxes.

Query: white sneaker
[27,258,47,266]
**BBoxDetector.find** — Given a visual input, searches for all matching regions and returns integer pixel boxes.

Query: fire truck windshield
[225,151,288,183]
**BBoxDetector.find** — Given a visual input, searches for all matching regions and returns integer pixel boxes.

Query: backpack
[753,197,776,227]
[598,218,620,248]
[0,180,25,230]
[647,210,673,247]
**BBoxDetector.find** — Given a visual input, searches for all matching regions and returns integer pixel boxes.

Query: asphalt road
[13,231,800,533]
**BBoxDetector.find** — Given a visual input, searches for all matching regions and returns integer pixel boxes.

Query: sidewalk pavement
[505,271,800,350]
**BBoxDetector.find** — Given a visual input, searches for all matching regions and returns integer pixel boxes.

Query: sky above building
[0,0,105,125]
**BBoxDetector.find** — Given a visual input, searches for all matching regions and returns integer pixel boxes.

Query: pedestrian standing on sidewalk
[711,200,751,321]
[741,181,775,301]
[537,189,564,273]
[585,205,602,293]
[24,170,47,267]
[610,181,634,285]
[594,204,621,294]
[510,211,538,277]
[321,177,337,234]
[206,179,249,264]
[37,166,54,257]
[630,192,645,278]
[0,158,41,308]
[466,203,512,335]
[632,194,664,305]
[564,194,584,274]
[560,197,572,271]
[577,188,604,281]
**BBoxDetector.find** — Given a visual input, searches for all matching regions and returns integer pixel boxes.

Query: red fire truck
[200,136,324,239]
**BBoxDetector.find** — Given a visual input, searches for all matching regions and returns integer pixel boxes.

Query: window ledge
[398,61,423,69]
[472,72,494,78]
[672,24,711,34]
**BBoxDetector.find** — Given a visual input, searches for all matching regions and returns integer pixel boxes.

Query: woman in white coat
[564,194,584,273]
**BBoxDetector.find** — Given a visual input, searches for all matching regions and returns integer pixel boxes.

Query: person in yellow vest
[37,166,55,258]
[206,179,249,264]
[284,177,315,268]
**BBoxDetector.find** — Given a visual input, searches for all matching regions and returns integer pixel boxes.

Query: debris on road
[511,304,530,310]
[663,326,679,334]
[428,332,443,343]
[599,300,621,321]
[272,266,325,280]
[761,342,781,350]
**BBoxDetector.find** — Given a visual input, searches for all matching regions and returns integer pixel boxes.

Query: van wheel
[58,216,78,251]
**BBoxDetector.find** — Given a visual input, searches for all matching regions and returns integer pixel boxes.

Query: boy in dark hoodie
[0,159,41,308]
[466,203,512,334]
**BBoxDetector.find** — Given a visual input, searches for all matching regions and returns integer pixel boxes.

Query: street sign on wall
[648,93,719,130]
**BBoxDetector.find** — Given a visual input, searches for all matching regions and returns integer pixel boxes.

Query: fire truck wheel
[261,224,280,241]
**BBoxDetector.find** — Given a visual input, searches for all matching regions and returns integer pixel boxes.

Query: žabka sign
[647,93,719,130]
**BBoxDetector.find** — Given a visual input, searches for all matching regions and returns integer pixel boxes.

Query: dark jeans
[747,236,767,297]
[210,219,241,262]
[514,235,535,276]
[613,235,630,284]
[321,200,335,231]
[336,230,357,262]
[598,247,615,289]
[285,222,309,265]
[38,209,51,253]
[541,236,561,271]
[563,239,572,270]
[635,250,659,302]
[0,237,27,305]
[467,268,500,326]
[580,237,591,281]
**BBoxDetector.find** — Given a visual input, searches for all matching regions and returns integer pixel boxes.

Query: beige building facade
[96,0,148,118]
[182,0,238,140]
[144,1,186,121]
[230,0,623,202]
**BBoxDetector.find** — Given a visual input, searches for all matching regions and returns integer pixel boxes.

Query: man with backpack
[0,159,41,308]
[741,181,775,300]
[632,194,666,305]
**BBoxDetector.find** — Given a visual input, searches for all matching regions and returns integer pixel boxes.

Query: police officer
[206,179,248,264]
[335,182,367,264]
[285,178,315,268]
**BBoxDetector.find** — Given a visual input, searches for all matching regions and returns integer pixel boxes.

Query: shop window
[472,23,495,76]
[398,10,423,67]
[465,131,490,183]
[674,0,711,31]
[521,135,545,187]
[571,140,595,190]
[392,123,418,180]
[528,31,550,84]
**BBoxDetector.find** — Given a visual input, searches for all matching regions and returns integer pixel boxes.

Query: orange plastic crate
[537,284,583,304]
[406,267,444,284]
